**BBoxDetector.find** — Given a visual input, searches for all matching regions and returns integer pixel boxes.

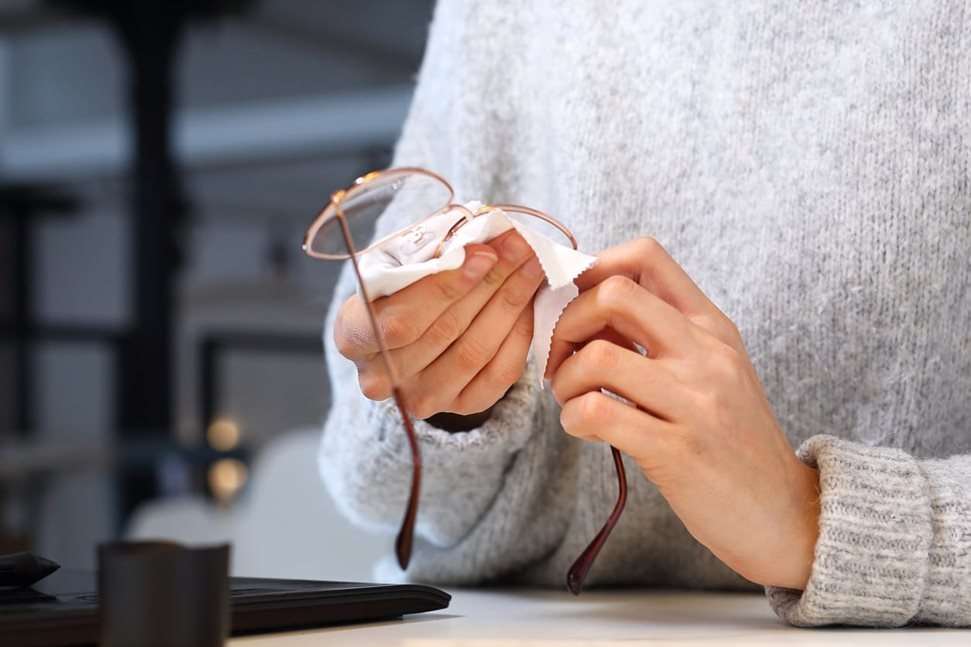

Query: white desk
[231,589,971,646]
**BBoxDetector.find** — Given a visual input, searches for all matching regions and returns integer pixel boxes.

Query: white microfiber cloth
[356,202,597,385]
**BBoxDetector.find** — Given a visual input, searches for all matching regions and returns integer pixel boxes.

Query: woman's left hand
[547,238,820,590]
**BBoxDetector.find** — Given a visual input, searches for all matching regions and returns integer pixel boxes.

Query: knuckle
[719,318,739,342]
[724,320,745,347]
[598,274,639,312]
[513,311,534,339]
[379,311,418,347]
[550,374,567,404]
[408,392,438,420]
[711,345,745,381]
[334,301,367,358]
[688,313,717,332]
[358,370,389,401]
[449,404,472,417]
[717,313,740,337]
[446,398,470,416]
[480,265,506,288]
[633,236,667,262]
[434,274,463,302]
[491,359,524,389]
[454,334,492,372]
[577,391,609,422]
[582,339,619,370]
[694,389,721,416]
[333,324,356,358]
[500,279,534,311]
[692,313,743,347]
[427,308,463,347]
[558,398,580,432]
[561,392,608,433]
[451,393,487,417]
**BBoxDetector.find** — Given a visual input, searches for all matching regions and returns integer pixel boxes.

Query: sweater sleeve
[318,0,554,569]
[766,435,971,627]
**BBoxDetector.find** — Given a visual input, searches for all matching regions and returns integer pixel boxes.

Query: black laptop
[0,569,450,647]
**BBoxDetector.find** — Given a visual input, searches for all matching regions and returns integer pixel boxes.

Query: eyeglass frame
[302,166,627,595]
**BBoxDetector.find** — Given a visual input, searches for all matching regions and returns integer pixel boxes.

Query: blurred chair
[127,428,385,582]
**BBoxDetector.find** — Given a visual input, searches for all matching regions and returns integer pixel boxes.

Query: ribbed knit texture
[319,0,971,627]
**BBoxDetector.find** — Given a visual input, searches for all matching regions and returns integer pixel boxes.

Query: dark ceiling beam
[0,3,75,34]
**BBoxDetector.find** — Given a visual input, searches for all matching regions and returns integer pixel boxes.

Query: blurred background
[0,0,434,580]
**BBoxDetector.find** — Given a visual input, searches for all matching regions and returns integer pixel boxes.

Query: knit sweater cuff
[766,435,933,627]
[320,364,541,548]
[369,369,539,463]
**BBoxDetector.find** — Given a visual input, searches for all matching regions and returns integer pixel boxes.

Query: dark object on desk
[0,569,451,647]
[99,541,230,647]
[0,552,60,588]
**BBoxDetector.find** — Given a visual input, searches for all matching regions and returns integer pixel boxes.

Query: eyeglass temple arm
[393,389,421,569]
[335,211,422,570]
[566,446,628,595]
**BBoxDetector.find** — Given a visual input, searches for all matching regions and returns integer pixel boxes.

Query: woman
[320,0,971,627]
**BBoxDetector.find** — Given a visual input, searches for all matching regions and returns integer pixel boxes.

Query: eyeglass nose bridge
[431,203,493,258]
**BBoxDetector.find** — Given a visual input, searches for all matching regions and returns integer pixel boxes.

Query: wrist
[771,463,821,590]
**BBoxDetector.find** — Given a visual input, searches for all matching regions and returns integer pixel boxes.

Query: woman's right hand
[334,230,544,421]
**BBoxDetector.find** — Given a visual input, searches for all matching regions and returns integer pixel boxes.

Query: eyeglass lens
[308,172,452,258]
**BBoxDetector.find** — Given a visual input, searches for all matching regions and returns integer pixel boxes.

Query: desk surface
[231,588,971,646]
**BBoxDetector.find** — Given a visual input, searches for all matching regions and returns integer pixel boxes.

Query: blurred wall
[0,0,434,572]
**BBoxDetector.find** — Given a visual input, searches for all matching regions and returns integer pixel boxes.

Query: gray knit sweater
[319,0,971,627]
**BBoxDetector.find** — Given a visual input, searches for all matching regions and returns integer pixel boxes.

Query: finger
[544,326,636,381]
[409,254,545,418]
[335,244,498,360]
[559,391,672,463]
[550,340,687,421]
[549,275,694,376]
[576,238,741,349]
[451,298,534,415]
[357,230,536,398]
[576,237,712,316]
[386,230,536,378]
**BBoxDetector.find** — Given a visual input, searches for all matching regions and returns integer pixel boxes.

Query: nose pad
[432,219,466,259]
[431,204,490,258]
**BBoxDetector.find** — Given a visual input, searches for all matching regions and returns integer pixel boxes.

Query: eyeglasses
[303,167,627,595]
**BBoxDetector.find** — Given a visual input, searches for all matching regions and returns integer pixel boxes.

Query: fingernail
[501,234,528,262]
[522,257,542,279]
[464,251,497,279]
